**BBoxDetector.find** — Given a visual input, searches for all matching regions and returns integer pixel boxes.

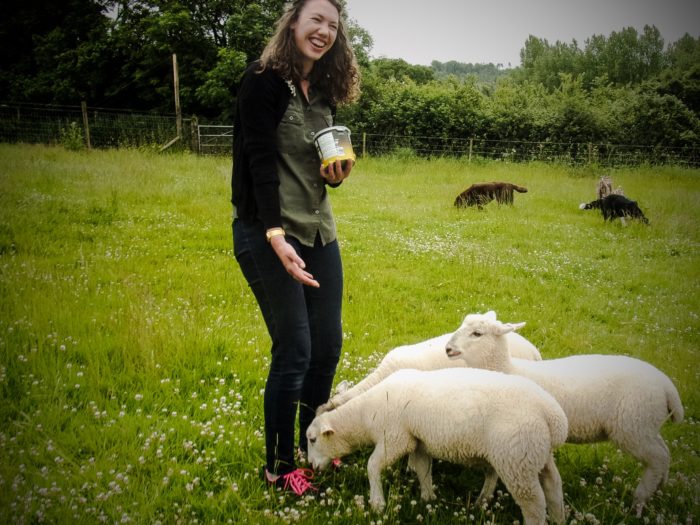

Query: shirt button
[310,131,315,136]
[314,210,320,215]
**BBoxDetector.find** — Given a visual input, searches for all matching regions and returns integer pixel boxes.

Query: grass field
[0,144,698,524]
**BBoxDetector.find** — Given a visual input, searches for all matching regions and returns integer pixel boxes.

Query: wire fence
[361,134,700,168]
[0,102,195,151]
[1,102,698,168]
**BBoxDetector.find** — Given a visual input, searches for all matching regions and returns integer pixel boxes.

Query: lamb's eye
[309,437,316,444]
[472,331,482,337]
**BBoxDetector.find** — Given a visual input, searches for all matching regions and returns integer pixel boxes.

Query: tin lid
[316,125,351,136]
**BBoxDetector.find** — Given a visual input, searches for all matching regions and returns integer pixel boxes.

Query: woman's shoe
[264,467,317,496]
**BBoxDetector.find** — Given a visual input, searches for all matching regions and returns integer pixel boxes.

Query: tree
[518,26,668,91]
[370,58,434,84]
[195,47,247,121]
[517,35,583,90]
[0,0,112,103]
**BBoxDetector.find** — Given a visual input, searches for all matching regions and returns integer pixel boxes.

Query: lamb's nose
[445,344,459,358]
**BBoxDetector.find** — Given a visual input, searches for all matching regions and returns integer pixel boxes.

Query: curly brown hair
[259,0,360,105]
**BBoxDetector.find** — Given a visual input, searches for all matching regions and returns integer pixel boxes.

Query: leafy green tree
[195,47,247,121]
[431,60,512,83]
[624,83,700,147]
[659,34,700,113]
[667,33,700,71]
[103,1,224,113]
[370,58,434,84]
[0,0,112,103]
[346,17,373,69]
[518,26,667,91]
[224,0,286,63]
[484,78,552,142]
[517,35,583,90]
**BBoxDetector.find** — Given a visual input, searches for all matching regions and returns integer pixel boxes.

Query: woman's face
[291,0,339,71]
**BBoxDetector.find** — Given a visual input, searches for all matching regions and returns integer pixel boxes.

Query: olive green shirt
[276,84,336,247]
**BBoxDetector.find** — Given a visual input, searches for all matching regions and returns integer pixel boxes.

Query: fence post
[190,116,199,153]
[468,138,473,162]
[362,132,366,158]
[173,54,182,139]
[81,101,92,149]
[588,142,593,165]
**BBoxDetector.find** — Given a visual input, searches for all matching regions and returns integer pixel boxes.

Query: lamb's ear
[508,322,526,332]
[484,311,497,321]
[320,421,335,437]
[491,320,525,335]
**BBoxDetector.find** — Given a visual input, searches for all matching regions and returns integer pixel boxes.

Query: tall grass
[0,144,698,524]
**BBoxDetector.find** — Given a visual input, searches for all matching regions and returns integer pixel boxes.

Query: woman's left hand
[320,158,354,184]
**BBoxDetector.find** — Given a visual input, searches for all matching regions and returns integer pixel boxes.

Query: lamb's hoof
[315,403,331,415]
[369,499,386,513]
[334,380,350,394]
[578,203,586,209]
[475,494,494,508]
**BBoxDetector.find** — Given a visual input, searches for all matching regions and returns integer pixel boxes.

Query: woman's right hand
[269,236,320,288]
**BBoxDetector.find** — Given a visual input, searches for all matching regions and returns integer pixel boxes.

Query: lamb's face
[306,415,338,471]
[445,312,515,370]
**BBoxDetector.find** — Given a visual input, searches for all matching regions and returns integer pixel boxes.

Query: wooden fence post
[190,116,199,154]
[362,132,366,158]
[81,101,92,149]
[173,54,182,139]
[468,138,473,162]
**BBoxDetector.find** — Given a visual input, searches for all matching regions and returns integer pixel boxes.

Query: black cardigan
[231,62,291,230]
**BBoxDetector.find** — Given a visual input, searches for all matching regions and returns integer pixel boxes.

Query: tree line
[2,0,699,150]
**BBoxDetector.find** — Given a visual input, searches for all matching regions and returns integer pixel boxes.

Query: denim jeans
[233,219,343,475]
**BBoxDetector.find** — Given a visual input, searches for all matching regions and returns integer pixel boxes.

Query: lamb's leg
[317,364,395,414]
[318,381,368,414]
[491,455,547,525]
[367,445,388,511]
[539,455,565,525]
[621,433,670,516]
[507,477,547,525]
[407,445,435,501]
[367,442,409,512]
[476,465,498,505]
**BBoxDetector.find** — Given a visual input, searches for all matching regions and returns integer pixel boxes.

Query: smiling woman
[230,0,360,497]
[291,0,340,73]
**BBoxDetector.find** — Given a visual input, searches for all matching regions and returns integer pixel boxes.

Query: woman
[231,0,360,495]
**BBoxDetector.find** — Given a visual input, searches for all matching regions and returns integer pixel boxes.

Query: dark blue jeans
[233,219,343,475]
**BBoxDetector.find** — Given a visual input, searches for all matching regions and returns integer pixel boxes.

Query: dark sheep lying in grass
[454,182,528,209]
[579,194,649,224]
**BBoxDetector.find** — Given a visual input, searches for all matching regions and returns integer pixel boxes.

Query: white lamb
[307,367,567,525]
[317,330,541,414]
[445,311,685,516]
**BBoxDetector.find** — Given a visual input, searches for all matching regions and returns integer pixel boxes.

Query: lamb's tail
[542,397,568,447]
[513,185,528,193]
[665,381,684,423]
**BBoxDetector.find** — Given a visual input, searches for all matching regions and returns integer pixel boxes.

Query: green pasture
[0,144,698,524]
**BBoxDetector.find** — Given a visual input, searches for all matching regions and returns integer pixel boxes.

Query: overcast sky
[345,0,700,67]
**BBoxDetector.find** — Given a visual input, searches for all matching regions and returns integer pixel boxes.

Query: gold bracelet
[265,227,286,242]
